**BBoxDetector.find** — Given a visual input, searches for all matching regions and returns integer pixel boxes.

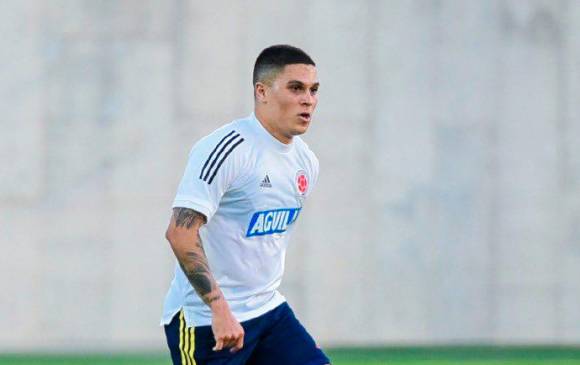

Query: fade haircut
[253,45,315,86]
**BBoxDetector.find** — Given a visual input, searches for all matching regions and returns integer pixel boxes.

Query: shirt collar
[249,113,294,153]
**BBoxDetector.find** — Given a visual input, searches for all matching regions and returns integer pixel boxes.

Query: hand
[211,300,245,353]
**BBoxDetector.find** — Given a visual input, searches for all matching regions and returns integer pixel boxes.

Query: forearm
[167,208,243,352]
[174,234,223,306]
[167,208,225,308]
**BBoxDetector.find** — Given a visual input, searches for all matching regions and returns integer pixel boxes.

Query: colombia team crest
[295,170,308,196]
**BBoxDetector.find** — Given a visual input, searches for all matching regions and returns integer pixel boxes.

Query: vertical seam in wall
[171,0,186,125]
[364,0,380,339]
[553,0,569,340]
[486,0,503,342]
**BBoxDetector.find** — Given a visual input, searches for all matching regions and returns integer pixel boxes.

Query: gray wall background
[1,0,579,351]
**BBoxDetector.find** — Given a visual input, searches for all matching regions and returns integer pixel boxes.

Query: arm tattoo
[172,208,220,305]
[173,207,207,228]
[180,251,212,295]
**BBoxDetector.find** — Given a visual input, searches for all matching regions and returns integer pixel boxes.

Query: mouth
[298,113,311,122]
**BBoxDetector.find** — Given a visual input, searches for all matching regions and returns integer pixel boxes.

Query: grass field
[2,346,580,365]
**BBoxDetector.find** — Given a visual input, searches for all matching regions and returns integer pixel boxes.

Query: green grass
[327,346,580,364]
[2,346,580,364]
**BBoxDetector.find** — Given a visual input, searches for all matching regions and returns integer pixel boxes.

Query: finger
[213,338,224,352]
[221,337,233,349]
[219,335,235,349]
[230,337,244,353]
[230,335,244,353]
[222,335,234,346]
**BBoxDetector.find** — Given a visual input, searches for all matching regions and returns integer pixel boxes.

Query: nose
[301,91,315,106]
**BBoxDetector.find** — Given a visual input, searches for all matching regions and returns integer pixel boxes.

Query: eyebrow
[287,80,320,88]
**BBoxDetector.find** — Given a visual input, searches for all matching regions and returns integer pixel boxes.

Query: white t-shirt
[161,113,319,327]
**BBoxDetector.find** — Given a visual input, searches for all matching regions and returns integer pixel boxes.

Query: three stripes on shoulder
[199,130,245,185]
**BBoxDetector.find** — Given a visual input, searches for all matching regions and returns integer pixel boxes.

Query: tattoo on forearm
[173,207,206,229]
[183,251,212,295]
[171,208,219,306]
[179,244,221,305]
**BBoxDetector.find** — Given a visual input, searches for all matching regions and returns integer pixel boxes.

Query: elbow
[165,225,197,248]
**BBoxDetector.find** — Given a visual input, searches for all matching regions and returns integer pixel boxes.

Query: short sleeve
[172,129,245,222]
[301,141,319,196]
[310,153,320,190]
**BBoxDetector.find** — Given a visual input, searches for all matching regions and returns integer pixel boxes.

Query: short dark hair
[253,45,315,85]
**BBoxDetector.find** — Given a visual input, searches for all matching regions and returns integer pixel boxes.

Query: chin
[295,121,310,134]
[291,127,308,136]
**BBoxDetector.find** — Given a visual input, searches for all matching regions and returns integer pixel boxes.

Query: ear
[255,82,268,103]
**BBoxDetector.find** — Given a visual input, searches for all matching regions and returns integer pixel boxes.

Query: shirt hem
[160,306,181,326]
[172,198,214,221]
[184,293,286,327]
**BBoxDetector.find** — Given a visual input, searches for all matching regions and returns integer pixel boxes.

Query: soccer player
[161,45,330,365]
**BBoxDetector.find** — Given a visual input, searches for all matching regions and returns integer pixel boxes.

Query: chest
[230,152,312,210]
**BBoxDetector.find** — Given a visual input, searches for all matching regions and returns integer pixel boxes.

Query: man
[161,45,330,365]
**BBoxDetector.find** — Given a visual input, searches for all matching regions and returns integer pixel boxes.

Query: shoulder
[294,136,319,168]
[293,136,320,190]
[191,118,250,158]
[185,118,253,183]
[293,136,320,191]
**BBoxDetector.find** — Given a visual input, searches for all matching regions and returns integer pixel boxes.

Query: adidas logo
[260,175,272,188]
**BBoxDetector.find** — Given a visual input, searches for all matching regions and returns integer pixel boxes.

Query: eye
[311,87,318,95]
[290,85,303,92]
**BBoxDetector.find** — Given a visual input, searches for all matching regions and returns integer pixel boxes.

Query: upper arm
[166,207,206,243]
[172,207,207,229]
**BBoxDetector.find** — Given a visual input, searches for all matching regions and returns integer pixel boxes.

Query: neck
[254,108,292,144]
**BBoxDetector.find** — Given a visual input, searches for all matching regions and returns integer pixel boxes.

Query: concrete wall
[1,0,579,350]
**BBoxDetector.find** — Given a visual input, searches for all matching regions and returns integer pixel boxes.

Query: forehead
[274,64,318,84]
